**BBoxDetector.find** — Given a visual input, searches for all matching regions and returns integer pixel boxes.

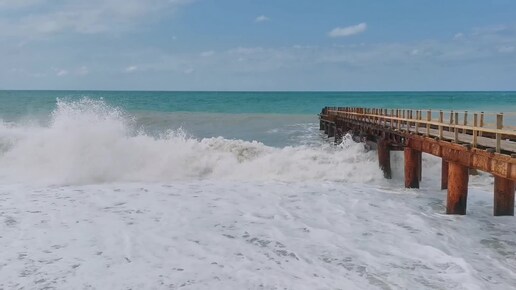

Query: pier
[319,107,516,216]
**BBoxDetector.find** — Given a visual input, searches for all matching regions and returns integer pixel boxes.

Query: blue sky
[1,0,515,91]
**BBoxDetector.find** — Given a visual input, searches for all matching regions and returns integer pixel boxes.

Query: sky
[1,0,516,91]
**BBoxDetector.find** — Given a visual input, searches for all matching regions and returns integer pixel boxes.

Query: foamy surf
[1,181,515,289]
[0,98,514,289]
[0,98,384,185]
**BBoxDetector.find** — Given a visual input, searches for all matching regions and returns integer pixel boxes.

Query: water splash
[0,98,384,185]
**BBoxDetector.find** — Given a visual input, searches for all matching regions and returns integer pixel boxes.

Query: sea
[1,91,516,289]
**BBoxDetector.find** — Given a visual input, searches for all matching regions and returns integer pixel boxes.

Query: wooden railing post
[426,110,431,136]
[463,111,468,134]
[496,113,503,153]
[403,110,406,131]
[397,109,401,131]
[473,113,478,148]
[439,110,444,139]
[407,110,413,132]
[415,110,420,134]
[479,112,484,137]
[454,112,459,143]
[384,109,388,126]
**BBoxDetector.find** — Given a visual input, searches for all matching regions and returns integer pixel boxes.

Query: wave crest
[0,98,383,185]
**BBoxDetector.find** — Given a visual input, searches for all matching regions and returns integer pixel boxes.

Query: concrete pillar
[404,147,421,188]
[441,160,449,190]
[494,176,515,216]
[446,162,469,215]
[378,139,392,179]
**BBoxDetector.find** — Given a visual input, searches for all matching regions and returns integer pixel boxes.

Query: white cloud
[200,50,214,57]
[255,15,270,23]
[56,69,68,76]
[328,23,367,38]
[454,33,464,40]
[229,47,264,55]
[124,65,138,73]
[0,0,192,37]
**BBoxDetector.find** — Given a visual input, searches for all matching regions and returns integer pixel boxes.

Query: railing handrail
[322,107,516,153]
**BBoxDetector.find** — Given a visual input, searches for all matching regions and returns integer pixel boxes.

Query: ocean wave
[0,98,387,185]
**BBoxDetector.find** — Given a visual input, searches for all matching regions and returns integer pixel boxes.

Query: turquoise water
[1,90,516,147]
[1,91,516,117]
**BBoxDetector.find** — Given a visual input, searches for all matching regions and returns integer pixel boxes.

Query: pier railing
[322,107,516,154]
[319,106,516,216]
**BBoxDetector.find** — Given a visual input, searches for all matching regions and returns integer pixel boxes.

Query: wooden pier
[319,107,516,216]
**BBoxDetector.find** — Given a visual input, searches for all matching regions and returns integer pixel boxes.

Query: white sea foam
[1,181,515,289]
[0,98,385,185]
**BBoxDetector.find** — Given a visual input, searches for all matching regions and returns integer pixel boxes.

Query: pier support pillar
[328,124,335,138]
[494,176,515,216]
[320,120,324,130]
[446,162,469,215]
[324,122,328,135]
[404,147,421,188]
[378,139,392,179]
[417,153,422,181]
[441,160,449,190]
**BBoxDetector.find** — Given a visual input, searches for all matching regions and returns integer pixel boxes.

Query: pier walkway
[319,107,516,216]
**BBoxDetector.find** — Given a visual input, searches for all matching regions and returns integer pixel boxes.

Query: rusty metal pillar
[446,162,469,215]
[404,147,421,188]
[494,176,515,216]
[328,123,335,138]
[378,139,392,179]
[417,152,422,181]
[441,160,449,190]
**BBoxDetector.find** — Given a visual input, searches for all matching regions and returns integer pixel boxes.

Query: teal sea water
[1,91,516,117]
[1,90,515,147]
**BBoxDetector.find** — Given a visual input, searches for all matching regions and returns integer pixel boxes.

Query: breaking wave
[0,98,388,185]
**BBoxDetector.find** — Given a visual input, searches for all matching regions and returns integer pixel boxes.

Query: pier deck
[319,107,516,216]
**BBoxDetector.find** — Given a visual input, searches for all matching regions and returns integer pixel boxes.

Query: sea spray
[0,98,383,185]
